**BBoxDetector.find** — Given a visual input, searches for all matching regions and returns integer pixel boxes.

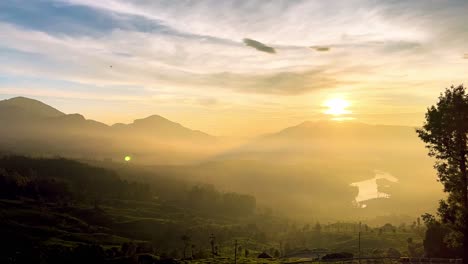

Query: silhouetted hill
[0,97,64,122]
[0,97,444,220]
[218,120,422,162]
[48,113,110,132]
[158,120,441,220]
[112,115,212,141]
[0,156,262,262]
[267,120,415,140]
[0,97,216,164]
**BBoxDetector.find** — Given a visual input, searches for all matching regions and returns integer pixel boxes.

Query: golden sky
[0,0,467,136]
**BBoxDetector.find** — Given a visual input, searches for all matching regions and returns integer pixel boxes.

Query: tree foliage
[417,85,468,259]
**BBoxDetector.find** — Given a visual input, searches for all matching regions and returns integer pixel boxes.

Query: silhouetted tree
[422,214,456,258]
[315,222,322,233]
[284,242,291,255]
[181,234,191,259]
[269,247,275,256]
[191,244,195,259]
[274,249,280,258]
[407,237,424,257]
[417,85,468,261]
[209,233,216,257]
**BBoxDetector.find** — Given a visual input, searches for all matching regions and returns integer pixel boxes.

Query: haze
[1,1,468,263]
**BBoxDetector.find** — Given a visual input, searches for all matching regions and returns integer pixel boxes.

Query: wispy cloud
[243,38,276,54]
[0,0,468,135]
[311,46,331,52]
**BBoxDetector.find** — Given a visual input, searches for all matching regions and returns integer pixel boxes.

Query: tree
[181,235,191,259]
[422,213,456,258]
[315,222,322,233]
[417,85,468,261]
[407,237,424,257]
[274,249,280,258]
[209,234,216,257]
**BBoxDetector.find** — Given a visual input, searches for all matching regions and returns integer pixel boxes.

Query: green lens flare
[124,156,131,162]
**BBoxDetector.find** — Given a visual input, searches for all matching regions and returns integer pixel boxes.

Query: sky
[1,0,467,136]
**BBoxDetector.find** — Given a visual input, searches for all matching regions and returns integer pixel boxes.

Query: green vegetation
[0,156,426,263]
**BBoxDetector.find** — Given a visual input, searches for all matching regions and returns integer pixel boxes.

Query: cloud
[379,41,422,53]
[1,0,468,100]
[243,38,276,54]
[311,46,330,52]
[464,54,468,59]
[200,69,342,95]
[197,97,218,106]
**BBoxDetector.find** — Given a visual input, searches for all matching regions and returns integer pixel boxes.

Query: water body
[350,170,398,208]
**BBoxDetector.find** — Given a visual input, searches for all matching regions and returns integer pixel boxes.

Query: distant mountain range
[0,96,443,219]
[0,97,215,164]
[1,96,212,138]
[151,119,441,219]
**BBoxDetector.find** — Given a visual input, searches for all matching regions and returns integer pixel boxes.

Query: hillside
[0,96,64,121]
[0,97,217,164]
[155,121,442,220]
[0,156,426,263]
[0,97,444,220]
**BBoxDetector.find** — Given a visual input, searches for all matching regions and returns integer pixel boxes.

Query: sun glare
[324,98,351,116]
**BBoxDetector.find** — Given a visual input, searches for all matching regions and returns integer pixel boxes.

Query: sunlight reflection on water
[350,170,398,208]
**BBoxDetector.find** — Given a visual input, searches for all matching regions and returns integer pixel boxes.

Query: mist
[2,1,467,262]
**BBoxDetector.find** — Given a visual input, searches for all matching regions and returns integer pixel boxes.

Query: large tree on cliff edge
[417,85,468,261]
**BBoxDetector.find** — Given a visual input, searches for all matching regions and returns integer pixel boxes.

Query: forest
[0,155,458,264]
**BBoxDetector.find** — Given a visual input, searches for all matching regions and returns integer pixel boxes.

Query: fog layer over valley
[0,97,443,221]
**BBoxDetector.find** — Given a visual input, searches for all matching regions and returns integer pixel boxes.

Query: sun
[324,98,351,116]
[124,155,131,162]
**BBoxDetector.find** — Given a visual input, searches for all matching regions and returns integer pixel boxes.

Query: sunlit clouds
[0,0,467,136]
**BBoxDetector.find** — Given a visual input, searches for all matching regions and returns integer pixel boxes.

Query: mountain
[0,97,108,130]
[0,96,443,219]
[0,97,216,164]
[216,120,422,163]
[49,113,109,131]
[112,115,212,141]
[158,120,442,220]
[0,97,64,122]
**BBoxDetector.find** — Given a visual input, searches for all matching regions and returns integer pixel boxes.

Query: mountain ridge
[0,96,217,164]
[0,96,65,121]
[1,96,214,138]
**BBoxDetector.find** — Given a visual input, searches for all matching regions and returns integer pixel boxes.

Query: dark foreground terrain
[0,156,436,263]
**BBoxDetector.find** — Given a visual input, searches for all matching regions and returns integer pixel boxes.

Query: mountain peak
[137,114,173,123]
[0,96,64,120]
[132,114,182,128]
